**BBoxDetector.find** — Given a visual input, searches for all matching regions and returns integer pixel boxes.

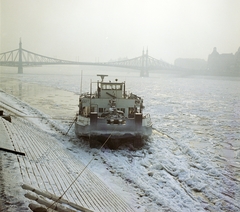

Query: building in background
[174,47,240,75]
[208,47,240,73]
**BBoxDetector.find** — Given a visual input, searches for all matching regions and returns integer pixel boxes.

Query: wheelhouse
[78,75,143,119]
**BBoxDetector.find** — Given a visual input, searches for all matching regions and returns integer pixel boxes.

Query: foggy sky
[1,0,240,64]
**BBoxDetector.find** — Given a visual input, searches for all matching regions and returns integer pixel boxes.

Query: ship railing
[143,113,150,119]
[142,113,152,127]
[80,92,91,98]
[143,113,152,127]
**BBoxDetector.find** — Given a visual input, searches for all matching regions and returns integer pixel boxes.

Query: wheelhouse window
[102,83,122,90]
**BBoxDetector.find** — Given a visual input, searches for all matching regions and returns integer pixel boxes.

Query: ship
[75,74,152,148]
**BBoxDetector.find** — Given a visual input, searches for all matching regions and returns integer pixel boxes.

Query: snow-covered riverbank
[0,90,138,212]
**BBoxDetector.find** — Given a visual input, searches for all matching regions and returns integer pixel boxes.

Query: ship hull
[75,117,152,138]
[75,116,152,148]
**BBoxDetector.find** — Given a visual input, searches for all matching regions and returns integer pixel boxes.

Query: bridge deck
[0,116,134,212]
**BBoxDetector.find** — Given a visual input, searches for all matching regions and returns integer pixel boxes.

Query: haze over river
[1,66,240,211]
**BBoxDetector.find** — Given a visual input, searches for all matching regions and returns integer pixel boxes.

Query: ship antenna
[97,74,108,82]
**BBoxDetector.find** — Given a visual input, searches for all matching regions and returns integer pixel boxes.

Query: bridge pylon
[140,48,149,77]
[18,39,23,74]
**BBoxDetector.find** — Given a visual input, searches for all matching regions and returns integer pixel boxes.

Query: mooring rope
[64,116,77,135]
[1,101,119,210]
[46,132,114,210]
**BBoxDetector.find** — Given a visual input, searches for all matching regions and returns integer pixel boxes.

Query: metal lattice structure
[0,40,175,76]
[105,49,175,76]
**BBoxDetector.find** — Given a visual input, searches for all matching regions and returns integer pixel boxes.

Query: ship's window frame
[99,108,104,113]
[102,83,122,90]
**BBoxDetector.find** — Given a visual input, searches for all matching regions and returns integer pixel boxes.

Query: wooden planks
[1,117,135,212]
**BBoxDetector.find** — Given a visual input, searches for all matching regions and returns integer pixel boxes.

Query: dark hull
[75,118,152,138]
[75,117,152,148]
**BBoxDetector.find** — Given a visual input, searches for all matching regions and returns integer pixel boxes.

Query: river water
[1,67,240,161]
[1,66,240,152]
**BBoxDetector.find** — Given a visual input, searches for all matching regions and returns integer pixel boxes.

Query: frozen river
[1,66,240,211]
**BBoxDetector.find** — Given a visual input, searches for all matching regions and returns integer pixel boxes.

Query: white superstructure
[75,74,152,148]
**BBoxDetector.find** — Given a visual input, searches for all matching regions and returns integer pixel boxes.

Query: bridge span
[0,40,175,76]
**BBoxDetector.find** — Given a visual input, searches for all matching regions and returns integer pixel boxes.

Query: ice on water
[1,68,240,211]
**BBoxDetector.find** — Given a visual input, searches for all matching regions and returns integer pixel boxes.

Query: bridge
[0,40,175,76]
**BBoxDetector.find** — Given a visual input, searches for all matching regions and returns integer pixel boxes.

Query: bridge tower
[140,48,149,77]
[18,39,23,74]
